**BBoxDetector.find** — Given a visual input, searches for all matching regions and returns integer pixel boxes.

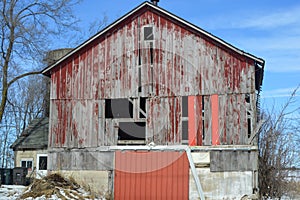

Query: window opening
[144,26,154,41]
[118,122,146,142]
[182,121,188,142]
[139,97,147,118]
[182,96,188,144]
[105,99,133,118]
[38,156,47,170]
[245,93,250,103]
[247,118,252,138]
[21,160,32,169]
[182,96,188,117]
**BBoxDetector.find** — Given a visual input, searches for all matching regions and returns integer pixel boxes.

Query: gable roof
[42,1,264,77]
[10,117,49,151]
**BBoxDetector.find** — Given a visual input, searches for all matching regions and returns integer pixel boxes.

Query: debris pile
[20,173,96,200]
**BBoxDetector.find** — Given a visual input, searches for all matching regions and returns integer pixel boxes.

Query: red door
[114,151,189,200]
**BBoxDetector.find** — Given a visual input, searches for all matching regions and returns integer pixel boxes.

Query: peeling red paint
[48,8,257,147]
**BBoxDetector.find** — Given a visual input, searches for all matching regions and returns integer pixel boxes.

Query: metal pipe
[151,0,159,6]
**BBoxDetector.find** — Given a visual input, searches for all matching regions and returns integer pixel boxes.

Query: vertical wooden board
[167,97,181,144]
[65,62,73,99]
[239,94,248,144]
[78,51,85,99]
[86,48,93,99]
[98,42,105,99]
[50,68,60,100]
[72,57,79,99]
[218,95,226,144]
[59,64,66,99]
[97,100,105,146]
[226,95,233,144]
[195,95,203,145]
[115,29,123,97]
[114,151,189,200]
[203,96,212,145]
[148,98,169,144]
[60,100,67,147]
[50,100,62,147]
[131,18,139,98]
[49,100,56,147]
[104,34,112,98]
[92,44,99,100]
[146,98,153,143]
[105,119,116,146]
[232,95,240,144]
[216,48,224,94]
[188,96,196,146]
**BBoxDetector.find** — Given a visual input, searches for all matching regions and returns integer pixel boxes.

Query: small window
[144,26,154,41]
[38,156,47,170]
[21,161,26,168]
[20,160,33,169]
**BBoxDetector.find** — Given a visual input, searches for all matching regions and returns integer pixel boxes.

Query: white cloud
[238,6,300,29]
[262,87,300,98]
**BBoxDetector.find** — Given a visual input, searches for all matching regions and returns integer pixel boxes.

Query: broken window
[118,122,146,144]
[144,26,154,41]
[105,99,133,118]
[139,97,147,118]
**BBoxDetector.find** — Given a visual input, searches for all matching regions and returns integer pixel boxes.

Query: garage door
[114,151,189,200]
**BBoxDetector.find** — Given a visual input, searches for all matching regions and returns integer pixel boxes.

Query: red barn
[42,2,264,199]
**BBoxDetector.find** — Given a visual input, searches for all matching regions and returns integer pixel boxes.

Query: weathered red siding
[114,151,189,200]
[49,7,256,147]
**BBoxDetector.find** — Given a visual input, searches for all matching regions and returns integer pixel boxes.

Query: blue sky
[71,0,300,111]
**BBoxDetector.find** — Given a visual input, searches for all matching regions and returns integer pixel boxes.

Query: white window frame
[20,158,33,170]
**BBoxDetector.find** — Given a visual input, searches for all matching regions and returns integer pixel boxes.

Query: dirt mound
[19,173,95,200]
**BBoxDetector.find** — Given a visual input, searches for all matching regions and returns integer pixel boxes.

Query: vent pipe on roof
[151,0,159,6]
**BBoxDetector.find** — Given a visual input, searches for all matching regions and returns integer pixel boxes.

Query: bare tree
[0,0,80,123]
[258,87,300,199]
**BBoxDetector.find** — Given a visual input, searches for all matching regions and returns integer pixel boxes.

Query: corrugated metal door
[114,151,189,200]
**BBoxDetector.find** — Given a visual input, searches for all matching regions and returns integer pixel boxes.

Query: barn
[42,1,265,199]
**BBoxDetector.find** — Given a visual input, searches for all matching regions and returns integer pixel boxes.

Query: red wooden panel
[188,96,196,146]
[114,151,189,200]
[188,96,203,146]
[211,94,220,145]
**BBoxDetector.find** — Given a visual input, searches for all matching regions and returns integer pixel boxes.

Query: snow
[0,185,107,200]
[0,185,25,200]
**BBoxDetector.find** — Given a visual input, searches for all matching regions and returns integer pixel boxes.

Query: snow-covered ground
[0,185,25,200]
[0,184,107,200]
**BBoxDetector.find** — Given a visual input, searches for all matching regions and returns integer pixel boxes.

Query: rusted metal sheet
[114,151,189,200]
[48,8,257,147]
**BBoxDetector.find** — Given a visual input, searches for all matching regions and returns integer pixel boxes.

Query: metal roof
[42,1,265,75]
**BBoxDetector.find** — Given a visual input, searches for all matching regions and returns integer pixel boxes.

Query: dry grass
[19,173,95,200]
